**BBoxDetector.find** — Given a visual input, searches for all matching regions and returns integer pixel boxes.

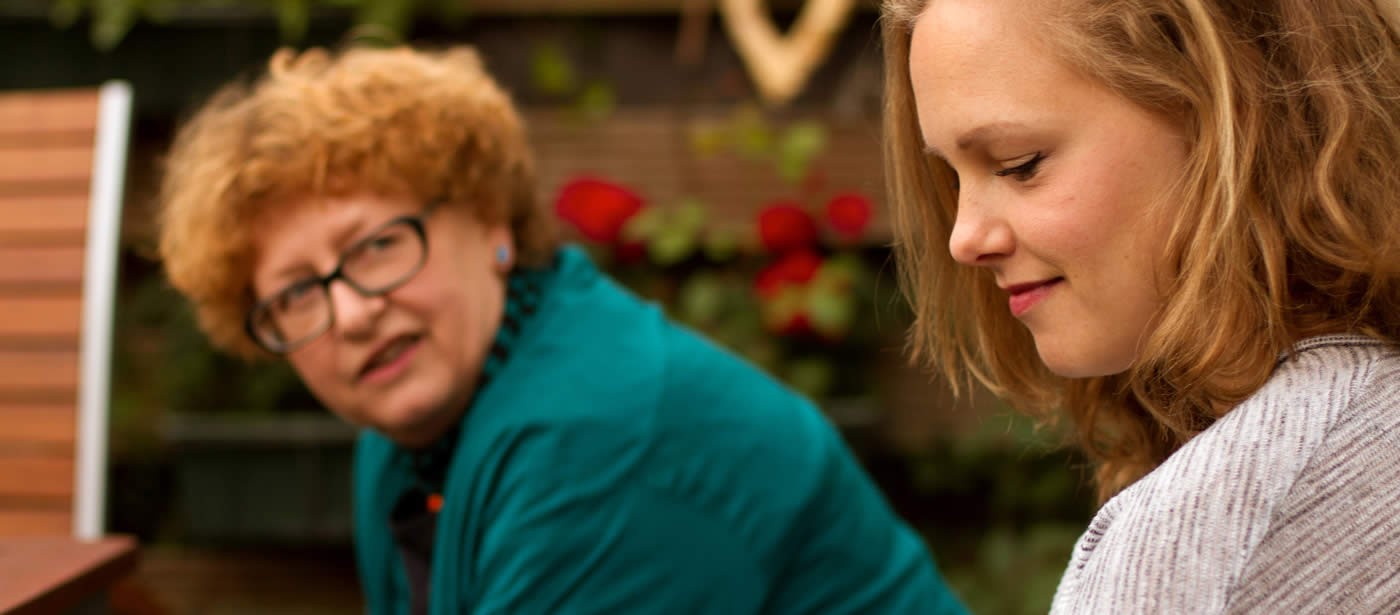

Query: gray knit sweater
[1049,335,1400,614]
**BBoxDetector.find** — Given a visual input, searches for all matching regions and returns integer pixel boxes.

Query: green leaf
[647,226,696,266]
[531,44,577,96]
[678,274,725,325]
[140,0,181,23]
[740,339,782,374]
[688,123,729,157]
[49,0,84,29]
[354,0,414,41]
[978,527,1016,577]
[811,253,865,294]
[734,122,773,160]
[702,228,740,262]
[777,121,828,183]
[807,286,855,339]
[573,81,615,122]
[785,356,834,400]
[672,198,708,233]
[275,0,312,42]
[91,0,137,51]
[431,0,470,25]
[730,105,773,160]
[760,285,805,333]
[620,206,664,243]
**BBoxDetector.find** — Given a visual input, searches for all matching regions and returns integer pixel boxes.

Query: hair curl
[882,0,1400,501]
[159,45,557,359]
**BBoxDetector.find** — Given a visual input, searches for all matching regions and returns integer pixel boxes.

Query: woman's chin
[1035,344,1135,380]
[374,399,460,448]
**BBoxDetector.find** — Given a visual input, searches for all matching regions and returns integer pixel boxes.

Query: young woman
[158,45,967,614]
[881,0,1400,611]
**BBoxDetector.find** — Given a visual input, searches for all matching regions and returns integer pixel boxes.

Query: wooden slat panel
[0,145,93,185]
[0,90,99,139]
[0,296,82,339]
[0,245,85,286]
[0,508,71,537]
[0,349,78,395]
[0,194,88,238]
[0,404,75,449]
[0,452,74,499]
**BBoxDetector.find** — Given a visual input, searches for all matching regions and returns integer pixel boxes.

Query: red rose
[776,311,814,337]
[754,249,823,298]
[614,240,647,265]
[554,176,644,244]
[757,203,819,254]
[824,192,872,240]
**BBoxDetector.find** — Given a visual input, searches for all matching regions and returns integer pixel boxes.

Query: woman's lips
[360,336,421,384]
[1006,278,1062,317]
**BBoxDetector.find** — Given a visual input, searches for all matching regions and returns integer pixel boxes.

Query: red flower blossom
[824,192,873,240]
[774,311,814,337]
[614,240,647,265]
[754,249,823,298]
[555,176,644,244]
[757,202,819,253]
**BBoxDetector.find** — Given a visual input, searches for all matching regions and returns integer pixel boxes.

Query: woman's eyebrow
[924,121,1034,160]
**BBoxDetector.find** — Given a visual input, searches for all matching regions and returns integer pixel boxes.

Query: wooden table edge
[0,535,139,615]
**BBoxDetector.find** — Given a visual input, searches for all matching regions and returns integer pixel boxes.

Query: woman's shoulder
[1123,335,1396,511]
[1221,336,1400,611]
[1052,335,1400,612]
[507,246,822,432]
[1244,334,1399,456]
[1274,333,1397,388]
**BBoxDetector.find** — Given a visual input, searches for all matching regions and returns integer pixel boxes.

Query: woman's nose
[948,192,1015,267]
[328,280,385,339]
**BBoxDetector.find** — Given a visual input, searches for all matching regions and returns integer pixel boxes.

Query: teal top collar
[406,258,558,494]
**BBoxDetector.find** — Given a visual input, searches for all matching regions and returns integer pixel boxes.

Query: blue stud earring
[496,245,511,265]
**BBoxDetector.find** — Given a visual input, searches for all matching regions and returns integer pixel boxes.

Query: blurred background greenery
[3,2,1094,612]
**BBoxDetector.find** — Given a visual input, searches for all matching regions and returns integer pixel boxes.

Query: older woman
[158,45,966,614]
[881,0,1400,612]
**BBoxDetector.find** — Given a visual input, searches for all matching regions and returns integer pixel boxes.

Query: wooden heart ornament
[718,0,858,106]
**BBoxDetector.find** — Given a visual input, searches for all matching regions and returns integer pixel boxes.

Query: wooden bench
[0,83,131,540]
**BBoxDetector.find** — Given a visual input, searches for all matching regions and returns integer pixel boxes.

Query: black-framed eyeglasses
[246,212,431,354]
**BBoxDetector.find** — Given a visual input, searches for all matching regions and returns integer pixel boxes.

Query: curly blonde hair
[159,45,557,359]
[882,0,1400,501]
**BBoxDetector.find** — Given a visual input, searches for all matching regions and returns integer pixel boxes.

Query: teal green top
[353,246,967,615]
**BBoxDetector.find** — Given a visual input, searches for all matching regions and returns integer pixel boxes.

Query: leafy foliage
[110,261,319,432]
[46,0,466,50]
[553,105,885,402]
[903,413,1094,614]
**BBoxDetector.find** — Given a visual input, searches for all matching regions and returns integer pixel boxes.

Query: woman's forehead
[248,193,418,283]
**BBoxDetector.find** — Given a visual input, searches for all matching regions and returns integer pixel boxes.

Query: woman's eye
[994,152,1045,182]
[365,234,401,252]
[275,280,319,312]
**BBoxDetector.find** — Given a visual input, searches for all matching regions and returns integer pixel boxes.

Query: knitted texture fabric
[1050,335,1400,614]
